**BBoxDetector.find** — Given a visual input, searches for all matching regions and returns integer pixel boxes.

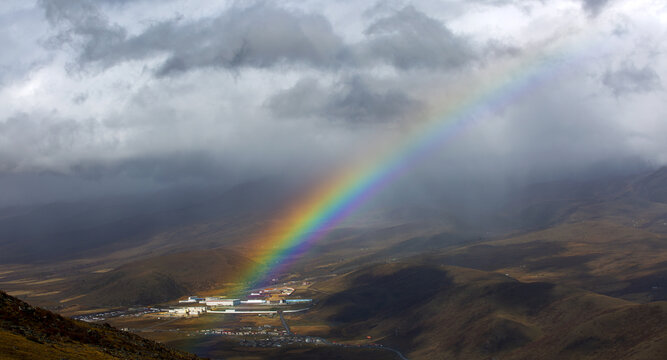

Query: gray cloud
[362,5,475,70]
[40,1,475,75]
[145,4,348,76]
[41,0,127,64]
[580,0,612,17]
[41,0,348,74]
[68,152,223,183]
[0,112,105,172]
[603,63,662,96]
[0,0,665,209]
[268,76,423,124]
[481,40,522,60]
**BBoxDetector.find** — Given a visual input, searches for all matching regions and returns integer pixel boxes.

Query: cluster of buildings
[167,288,313,317]
[196,325,327,348]
[198,325,286,336]
[168,306,207,316]
[249,287,295,296]
[178,296,241,306]
[74,307,161,322]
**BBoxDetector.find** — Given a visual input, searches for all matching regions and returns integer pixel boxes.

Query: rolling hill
[308,262,667,360]
[68,247,256,308]
[293,167,667,305]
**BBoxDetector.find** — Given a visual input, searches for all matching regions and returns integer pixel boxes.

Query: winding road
[278,311,292,335]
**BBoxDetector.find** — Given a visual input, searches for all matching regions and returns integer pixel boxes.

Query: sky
[0,0,666,206]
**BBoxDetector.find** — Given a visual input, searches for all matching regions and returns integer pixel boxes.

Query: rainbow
[231,36,591,294]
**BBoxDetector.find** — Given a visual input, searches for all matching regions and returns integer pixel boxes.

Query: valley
[1,168,667,359]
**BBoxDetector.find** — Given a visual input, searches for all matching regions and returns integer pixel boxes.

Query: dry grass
[0,329,117,360]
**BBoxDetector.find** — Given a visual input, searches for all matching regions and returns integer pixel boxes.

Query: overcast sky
[0,0,665,206]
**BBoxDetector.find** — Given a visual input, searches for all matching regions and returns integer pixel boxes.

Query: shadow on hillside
[439,241,566,271]
[605,270,667,301]
[484,281,556,316]
[324,266,453,324]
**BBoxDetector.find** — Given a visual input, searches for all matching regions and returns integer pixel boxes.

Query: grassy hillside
[0,290,200,360]
[74,247,255,307]
[308,262,667,360]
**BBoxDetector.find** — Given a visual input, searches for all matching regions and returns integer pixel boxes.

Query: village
[164,286,313,317]
[69,281,406,357]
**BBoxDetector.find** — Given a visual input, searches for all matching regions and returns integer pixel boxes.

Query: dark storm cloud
[602,63,662,96]
[66,151,244,187]
[268,76,423,124]
[40,1,475,75]
[0,156,231,207]
[362,6,475,70]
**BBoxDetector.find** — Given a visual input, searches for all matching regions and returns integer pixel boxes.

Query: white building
[240,299,267,304]
[205,297,240,306]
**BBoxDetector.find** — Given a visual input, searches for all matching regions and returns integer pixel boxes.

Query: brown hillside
[0,290,201,360]
[309,262,667,360]
[429,219,667,302]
